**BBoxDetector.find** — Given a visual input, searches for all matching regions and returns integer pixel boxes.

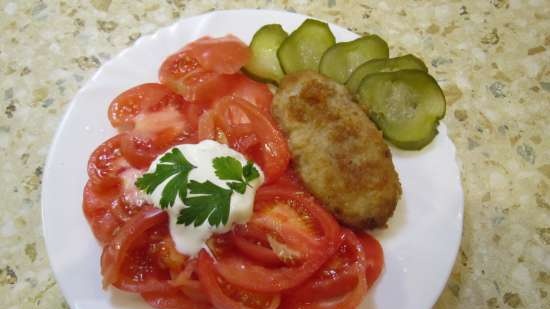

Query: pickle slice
[357,70,446,150]
[319,35,389,83]
[346,54,427,93]
[243,24,288,84]
[277,19,335,74]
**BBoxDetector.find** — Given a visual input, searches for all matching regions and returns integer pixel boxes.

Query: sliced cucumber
[243,24,288,84]
[277,19,335,74]
[346,54,427,93]
[319,35,389,83]
[357,70,446,150]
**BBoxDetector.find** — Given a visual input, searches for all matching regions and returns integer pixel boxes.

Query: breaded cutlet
[271,71,401,229]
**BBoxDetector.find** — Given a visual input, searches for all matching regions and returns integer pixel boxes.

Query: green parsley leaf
[243,160,260,183]
[135,148,195,209]
[213,157,260,192]
[178,180,233,227]
[227,182,247,194]
[213,156,243,181]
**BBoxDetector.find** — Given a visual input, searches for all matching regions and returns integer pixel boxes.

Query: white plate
[42,9,463,309]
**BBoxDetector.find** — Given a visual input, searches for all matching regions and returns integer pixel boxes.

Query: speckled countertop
[0,0,548,308]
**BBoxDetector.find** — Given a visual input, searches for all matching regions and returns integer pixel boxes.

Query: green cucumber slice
[357,70,446,150]
[243,24,288,84]
[319,35,389,83]
[346,54,427,93]
[277,19,335,74]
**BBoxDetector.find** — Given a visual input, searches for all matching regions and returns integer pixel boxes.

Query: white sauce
[145,140,264,256]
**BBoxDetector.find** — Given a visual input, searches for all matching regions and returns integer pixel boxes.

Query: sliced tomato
[197,250,281,309]
[141,287,211,309]
[198,96,289,182]
[170,259,210,304]
[153,236,188,272]
[108,83,185,131]
[280,230,369,309]
[357,232,384,286]
[119,98,202,169]
[87,134,129,190]
[159,50,201,85]
[229,73,273,114]
[159,48,238,105]
[101,208,168,289]
[184,35,251,74]
[82,180,122,244]
[212,185,340,293]
[231,229,282,267]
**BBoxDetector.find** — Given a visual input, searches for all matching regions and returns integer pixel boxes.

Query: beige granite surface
[0,0,548,308]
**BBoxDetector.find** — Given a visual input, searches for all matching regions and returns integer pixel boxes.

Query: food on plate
[84,34,386,309]
[357,70,446,150]
[319,35,389,83]
[83,15,449,307]
[272,71,401,229]
[244,24,288,84]
[277,19,335,74]
[346,54,428,93]
[247,19,445,150]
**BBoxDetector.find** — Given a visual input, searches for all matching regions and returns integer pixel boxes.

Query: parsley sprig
[213,157,261,194]
[178,180,233,226]
[135,148,195,209]
[135,149,261,227]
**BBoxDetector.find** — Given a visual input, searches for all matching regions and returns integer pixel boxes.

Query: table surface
[1,1,548,308]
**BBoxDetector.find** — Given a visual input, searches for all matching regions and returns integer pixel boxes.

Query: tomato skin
[159,51,201,86]
[119,133,158,169]
[229,73,273,114]
[170,259,210,304]
[185,35,251,74]
[231,229,282,267]
[213,185,341,293]
[197,250,281,309]
[82,181,122,244]
[101,208,167,287]
[279,230,369,309]
[87,134,129,191]
[199,96,290,183]
[141,287,211,309]
[357,232,384,286]
[168,70,239,105]
[108,83,185,131]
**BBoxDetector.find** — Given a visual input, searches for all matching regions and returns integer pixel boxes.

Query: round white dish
[41,9,463,309]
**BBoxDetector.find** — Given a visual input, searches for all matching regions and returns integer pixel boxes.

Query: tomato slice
[197,250,281,309]
[357,232,384,286]
[159,47,238,105]
[101,208,168,289]
[170,259,210,304]
[198,96,290,183]
[141,287,211,309]
[171,70,238,105]
[108,83,185,131]
[212,185,341,293]
[280,230,369,309]
[184,35,251,74]
[231,229,282,267]
[119,97,202,169]
[229,73,273,114]
[87,134,129,190]
[82,181,122,244]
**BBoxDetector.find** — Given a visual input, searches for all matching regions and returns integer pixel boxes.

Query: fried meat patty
[271,71,401,229]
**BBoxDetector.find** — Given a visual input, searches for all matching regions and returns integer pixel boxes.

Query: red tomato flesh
[184,35,251,74]
[197,250,281,309]
[83,35,386,309]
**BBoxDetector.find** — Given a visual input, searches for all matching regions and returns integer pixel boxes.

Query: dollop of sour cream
[145,140,264,256]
